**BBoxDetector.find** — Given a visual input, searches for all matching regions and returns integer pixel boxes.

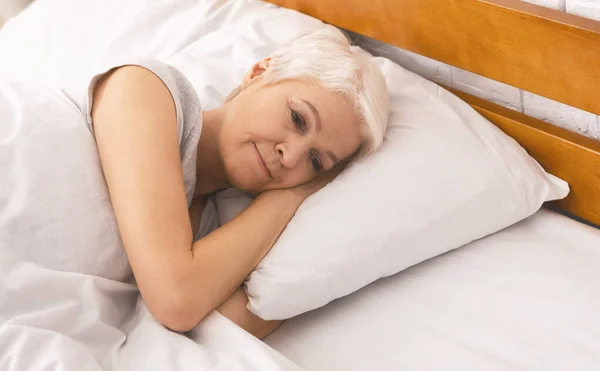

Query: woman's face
[219,63,363,193]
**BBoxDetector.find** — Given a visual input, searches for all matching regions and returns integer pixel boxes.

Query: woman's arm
[216,286,283,339]
[93,66,306,332]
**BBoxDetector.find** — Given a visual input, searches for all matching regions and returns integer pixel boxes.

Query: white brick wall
[451,68,522,112]
[524,93,599,139]
[350,0,600,141]
[2,0,599,139]
[567,0,600,20]
[353,38,454,86]
[365,43,453,87]
[522,0,566,11]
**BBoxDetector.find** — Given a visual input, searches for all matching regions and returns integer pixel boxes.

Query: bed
[259,1,600,369]
[266,209,600,370]
[1,0,599,370]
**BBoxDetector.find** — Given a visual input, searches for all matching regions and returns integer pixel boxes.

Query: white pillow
[155,6,568,319]
[241,57,568,320]
[3,0,568,320]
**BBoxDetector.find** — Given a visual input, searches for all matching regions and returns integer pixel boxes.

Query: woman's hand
[216,286,283,339]
[287,162,346,200]
[92,66,308,333]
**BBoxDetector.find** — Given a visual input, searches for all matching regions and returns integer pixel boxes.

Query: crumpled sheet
[0,255,303,370]
[0,0,316,368]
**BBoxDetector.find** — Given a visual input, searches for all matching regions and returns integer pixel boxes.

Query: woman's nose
[275,141,307,169]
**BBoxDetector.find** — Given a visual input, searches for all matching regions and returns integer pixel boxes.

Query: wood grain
[266,0,600,225]
[447,87,600,227]
[265,0,600,116]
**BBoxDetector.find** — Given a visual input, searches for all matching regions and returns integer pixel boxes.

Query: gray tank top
[83,58,219,242]
[1,59,218,283]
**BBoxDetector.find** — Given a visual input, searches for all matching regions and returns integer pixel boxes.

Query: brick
[452,68,523,112]
[521,0,565,10]
[566,0,600,20]
[589,117,600,140]
[350,32,453,86]
[523,92,599,139]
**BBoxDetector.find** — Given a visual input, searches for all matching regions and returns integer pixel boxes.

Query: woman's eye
[291,110,306,132]
[310,153,322,173]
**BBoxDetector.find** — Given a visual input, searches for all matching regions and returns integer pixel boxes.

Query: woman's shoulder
[85,58,201,143]
[87,59,203,204]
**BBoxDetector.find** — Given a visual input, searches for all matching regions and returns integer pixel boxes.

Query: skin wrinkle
[194,58,363,197]
[184,57,368,337]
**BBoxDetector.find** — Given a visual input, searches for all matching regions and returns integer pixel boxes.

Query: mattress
[265,208,600,371]
[0,1,317,370]
[3,1,598,370]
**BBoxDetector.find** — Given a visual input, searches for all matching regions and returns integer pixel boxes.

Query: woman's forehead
[295,87,362,159]
[265,80,363,157]
[282,81,356,118]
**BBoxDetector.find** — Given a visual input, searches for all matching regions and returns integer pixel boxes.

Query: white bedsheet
[265,208,600,370]
[0,77,302,371]
[0,0,319,103]
[5,1,598,370]
[0,0,319,369]
[1,265,301,371]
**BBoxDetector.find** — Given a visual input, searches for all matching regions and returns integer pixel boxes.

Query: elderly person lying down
[1,26,389,339]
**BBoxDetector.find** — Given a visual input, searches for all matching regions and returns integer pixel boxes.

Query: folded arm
[216,286,283,339]
[92,66,302,332]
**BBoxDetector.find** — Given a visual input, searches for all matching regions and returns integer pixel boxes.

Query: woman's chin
[228,175,262,194]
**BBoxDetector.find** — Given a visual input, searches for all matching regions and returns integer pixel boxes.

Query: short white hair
[257,26,390,158]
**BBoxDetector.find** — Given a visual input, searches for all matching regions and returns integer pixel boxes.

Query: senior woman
[87,26,388,338]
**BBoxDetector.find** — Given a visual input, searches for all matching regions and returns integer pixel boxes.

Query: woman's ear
[225,58,271,103]
[241,58,271,88]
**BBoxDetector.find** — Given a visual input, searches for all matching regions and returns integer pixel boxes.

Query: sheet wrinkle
[0,1,315,369]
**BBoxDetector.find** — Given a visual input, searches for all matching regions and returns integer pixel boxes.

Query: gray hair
[232,26,390,157]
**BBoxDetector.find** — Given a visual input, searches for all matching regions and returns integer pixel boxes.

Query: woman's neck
[194,108,231,198]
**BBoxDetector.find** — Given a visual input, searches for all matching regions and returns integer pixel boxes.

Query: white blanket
[266,208,600,370]
[0,0,322,369]
[1,264,301,370]
[0,78,302,370]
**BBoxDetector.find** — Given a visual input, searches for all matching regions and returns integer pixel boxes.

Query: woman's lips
[253,143,272,178]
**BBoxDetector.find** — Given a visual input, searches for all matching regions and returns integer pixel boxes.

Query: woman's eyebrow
[301,99,321,132]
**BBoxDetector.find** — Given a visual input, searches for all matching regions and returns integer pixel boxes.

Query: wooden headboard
[265,0,600,226]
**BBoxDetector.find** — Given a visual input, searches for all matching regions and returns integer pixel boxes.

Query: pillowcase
[240,56,568,320]
[4,0,568,320]
[158,5,568,320]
